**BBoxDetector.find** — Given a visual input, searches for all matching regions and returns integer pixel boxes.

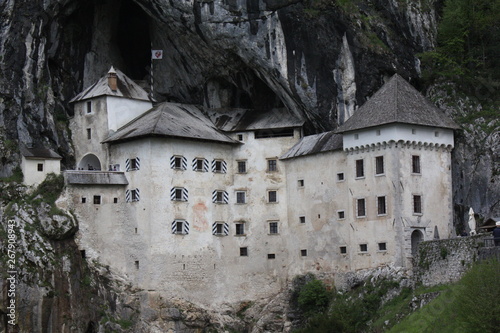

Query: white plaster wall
[106,96,152,131]
[343,124,454,150]
[22,158,61,186]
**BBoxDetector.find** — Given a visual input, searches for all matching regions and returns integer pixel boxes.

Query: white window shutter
[125,189,131,202]
[203,159,209,172]
[125,159,130,171]
[135,157,140,170]
[222,161,227,173]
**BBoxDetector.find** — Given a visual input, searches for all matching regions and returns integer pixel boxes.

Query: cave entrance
[116,0,151,80]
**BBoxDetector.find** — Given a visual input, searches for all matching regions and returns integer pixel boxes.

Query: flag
[151,50,163,60]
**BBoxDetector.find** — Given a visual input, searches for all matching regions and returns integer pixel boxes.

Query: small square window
[267,159,278,172]
[87,128,92,140]
[81,197,86,204]
[357,198,366,218]
[173,156,183,169]
[267,253,276,259]
[356,159,364,178]
[240,247,248,256]
[359,244,368,252]
[173,220,189,235]
[194,158,207,172]
[237,134,244,141]
[237,161,247,173]
[135,260,139,270]
[235,223,245,235]
[378,242,387,251]
[236,191,246,204]
[37,163,44,172]
[299,216,306,224]
[269,221,279,234]
[298,179,304,187]
[375,156,384,175]
[129,158,139,170]
[268,190,278,203]
[412,128,417,134]
[337,173,345,181]
[376,129,381,136]
[413,195,422,214]
[93,195,101,205]
[113,197,118,204]
[338,211,345,219]
[435,131,440,137]
[354,133,359,140]
[301,249,307,257]
[131,189,140,202]
[340,246,347,254]
[213,160,225,173]
[213,190,228,204]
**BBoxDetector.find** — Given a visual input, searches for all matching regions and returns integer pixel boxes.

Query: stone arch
[411,229,424,257]
[78,154,102,171]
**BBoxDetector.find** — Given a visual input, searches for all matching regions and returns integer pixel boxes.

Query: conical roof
[336,74,459,133]
[69,67,150,103]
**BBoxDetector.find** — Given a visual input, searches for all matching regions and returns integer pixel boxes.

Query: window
[170,156,187,170]
[237,133,244,141]
[378,242,387,251]
[86,101,92,114]
[87,128,92,140]
[172,220,189,235]
[301,249,307,257]
[267,159,277,172]
[354,133,359,140]
[376,129,381,136]
[240,247,248,256]
[298,179,304,187]
[337,211,345,219]
[359,244,368,252]
[269,221,279,234]
[413,195,422,214]
[268,190,278,203]
[212,222,229,236]
[126,189,140,202]
[235,222,246,235]
[126,157,140,171]
[255,128,294,138]
[299,216,306,224]
[212,159,227,173]
[412,155,421,174]
[337,173,345,181]
[237,161,247,173]
[412,128,417,134]
[377,196,387,215]
[171,187,188,201]
[375,156,384,175]
[93,195,101,205]
[340,246,347,254]
[113,198,118,203]
[357,198,366,218]
[355,159,364,178]
[135,261,139,270]
[212,190,228,204]
[81,197,86,204]
[236,191,246,204]
[267,253,276,259]
[193,158,208,172]
[435,131,440,137]
[37,163,44,172]
[109,164,120,171]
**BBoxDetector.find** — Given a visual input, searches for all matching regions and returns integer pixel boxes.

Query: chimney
[108,66,117,91]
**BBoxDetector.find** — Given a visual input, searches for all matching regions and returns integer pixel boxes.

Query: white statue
[468,207,476,235]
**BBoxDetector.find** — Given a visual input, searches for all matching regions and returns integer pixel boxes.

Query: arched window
[411,230,424,257]
[78,154,102,171]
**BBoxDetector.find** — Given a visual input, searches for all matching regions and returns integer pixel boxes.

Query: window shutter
[212,190,217,203]
[182,188,188,201]
[223,222,229,235]
[192,158,197,171]
[222,161,227,173]
[125,159,130,171]
[203,159,209,172]
[223,191,228,203]
[133,188,140,201]
[212,222,229,236]
[170,156,176,169]
[182,157,187,170]
[125,189,131,202]
[171,220,177,234]
[170,187,176,200]
[211,160,216,172]
[135,157,140,170]
[212,190,228,204]
[212,222,218,235]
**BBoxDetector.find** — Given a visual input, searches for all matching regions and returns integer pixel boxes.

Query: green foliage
[440,246,449,260]
[297,279,331,316]
[29,173,64,204]
[0,166,24,183]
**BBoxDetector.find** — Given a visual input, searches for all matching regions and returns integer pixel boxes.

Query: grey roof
[65,171,128,185]
[20,144,62,159]
[281,131,343,160]
[69,67,150,103]
[336,74,459,133]
[103,102,237,144]
[206,108,305,132]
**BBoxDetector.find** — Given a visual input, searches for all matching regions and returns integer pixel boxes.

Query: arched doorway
[411,230,424,257]
[78,154,102,171]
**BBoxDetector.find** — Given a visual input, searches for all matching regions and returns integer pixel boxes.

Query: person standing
[493,221,500,246]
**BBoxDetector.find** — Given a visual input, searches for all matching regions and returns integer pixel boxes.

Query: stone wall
[413,234,493,286]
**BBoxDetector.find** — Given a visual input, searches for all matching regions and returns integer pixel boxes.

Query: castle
[63,67,458,305]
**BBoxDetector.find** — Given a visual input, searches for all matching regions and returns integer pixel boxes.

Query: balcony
[64,170,128,186]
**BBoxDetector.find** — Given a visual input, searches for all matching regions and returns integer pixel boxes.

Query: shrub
[297,279,330,317]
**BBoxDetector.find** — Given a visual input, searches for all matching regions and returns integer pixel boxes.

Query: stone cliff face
[0,0,498,331]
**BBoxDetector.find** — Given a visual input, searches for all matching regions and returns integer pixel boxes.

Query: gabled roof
[103,102,237,144]
[336,74,459,133]
[206,108,305,132]
[69,67,150,103]
[281,131,343,160]
[20,144,62,159]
